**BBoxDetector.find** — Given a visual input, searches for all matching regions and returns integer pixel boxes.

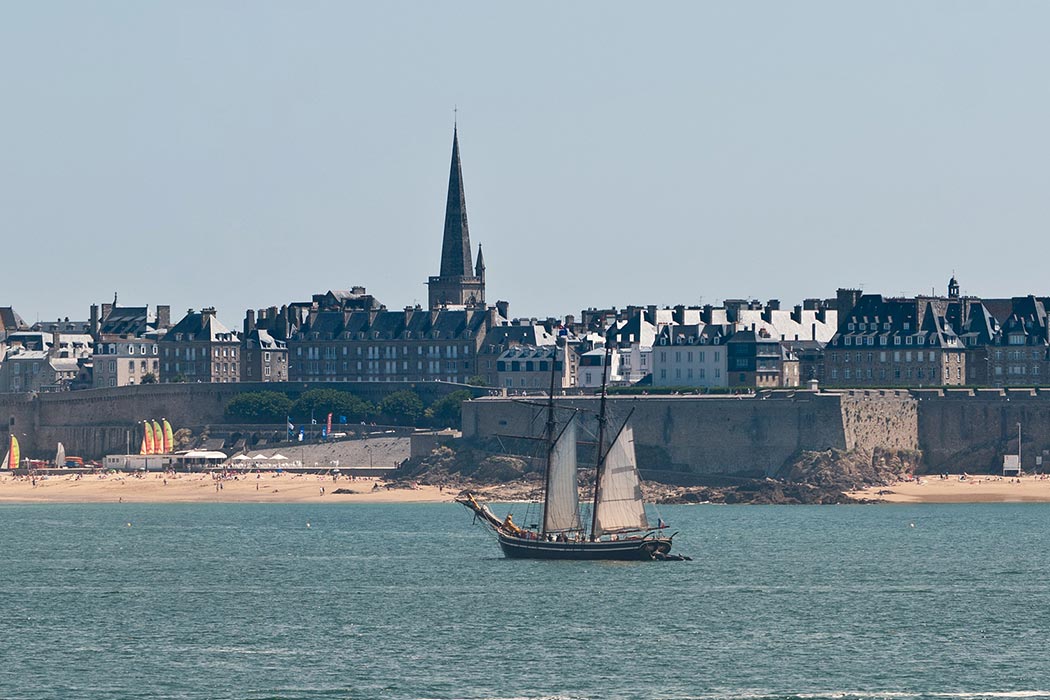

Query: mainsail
[593,424,649,537]
[543,416,582,533]
[144,422,154,455]
[55,442,66,468]
[9,436,20,469]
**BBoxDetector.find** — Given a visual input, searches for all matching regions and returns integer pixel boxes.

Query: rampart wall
[0,381,481,459]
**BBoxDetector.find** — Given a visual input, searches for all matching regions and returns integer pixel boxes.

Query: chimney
[767,299,781,311]
[244,309,256,336]
[156,305,171,329]
[673,305,685,325]
[50,330,60,357]
[495,300,510,319]
[792,305,803,324]
[201,307,216,319]
[701,305,713,324]
[89,304,100,337]
[836,288,861,321]
[101,303,113,320]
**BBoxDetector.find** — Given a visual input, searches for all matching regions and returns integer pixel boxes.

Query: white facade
[651,337,727,387]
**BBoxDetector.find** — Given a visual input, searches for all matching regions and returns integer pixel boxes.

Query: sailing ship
[458,345,684,561]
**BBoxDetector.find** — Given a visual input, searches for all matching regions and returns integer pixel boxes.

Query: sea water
[0,502,1048,700]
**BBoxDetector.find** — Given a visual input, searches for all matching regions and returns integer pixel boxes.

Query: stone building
[159,308,240,383]
[91,304,171,388]
[726,328,799,388]
[496,344,578,390]
[823,294,967,387]
[475,320,554,387]
[242,126,507,386]
[241,324,288,383]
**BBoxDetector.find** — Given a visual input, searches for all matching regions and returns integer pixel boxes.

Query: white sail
[593,424,649,536]
[543,416,582,533]
[2,450,8,470]
[55,443,66,468]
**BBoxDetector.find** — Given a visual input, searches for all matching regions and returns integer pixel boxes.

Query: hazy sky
[4,2,1049,328]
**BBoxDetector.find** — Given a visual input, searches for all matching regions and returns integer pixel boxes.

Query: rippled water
[0,503,1048,700]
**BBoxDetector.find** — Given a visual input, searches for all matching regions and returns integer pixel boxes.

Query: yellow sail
[140,435,147,455]
[144,422,154,455]
[162,419,174,454]
[152,421,164,455]
[10,435,20,469]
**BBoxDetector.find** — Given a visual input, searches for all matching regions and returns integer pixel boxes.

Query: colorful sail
[55,442,66,468]
[9,435,20,469]
[144,422,155,455]
[162,419,174,453]
[152,420,164,454]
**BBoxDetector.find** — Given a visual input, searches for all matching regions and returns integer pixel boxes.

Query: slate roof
[0,307,28,332]
[162,311,237,343]
[99,306,151,336]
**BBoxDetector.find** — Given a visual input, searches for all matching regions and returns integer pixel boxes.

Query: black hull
[497,533,673,561]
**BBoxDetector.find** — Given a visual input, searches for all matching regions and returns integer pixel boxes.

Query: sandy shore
[0,472,454,504]
[849,474,1050,503]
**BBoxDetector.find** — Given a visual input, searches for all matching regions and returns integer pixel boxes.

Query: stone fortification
[0,381,480,459]
[463,391,858,476]
[916,388,1050,473]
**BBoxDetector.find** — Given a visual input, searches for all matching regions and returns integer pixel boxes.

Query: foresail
[55,443,66,468]
[593,424,649,536]
[543,416,582,533]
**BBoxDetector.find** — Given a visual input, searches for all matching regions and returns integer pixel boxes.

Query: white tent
[252,454,269,460]
[270,453,289,461]
[232,454,251,461]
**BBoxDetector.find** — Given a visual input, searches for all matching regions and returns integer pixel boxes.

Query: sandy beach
[848,474,1050,503]
[0,471,454,504]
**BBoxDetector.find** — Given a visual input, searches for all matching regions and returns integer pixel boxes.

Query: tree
[225,391,294,423]
[291,389,374,424]
[140,372,157,384]
[426,390,473,429]
[466,375,487,387]
[379,390,425,426]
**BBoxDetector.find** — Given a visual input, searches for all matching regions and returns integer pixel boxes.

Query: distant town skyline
[4,2,1050,323]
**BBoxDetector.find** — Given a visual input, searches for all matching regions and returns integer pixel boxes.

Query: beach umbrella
[252,454,269,460]
[270,454,289,461]
[232,454,251,461]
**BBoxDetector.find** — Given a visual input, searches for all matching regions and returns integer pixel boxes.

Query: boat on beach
[458,345,685,561]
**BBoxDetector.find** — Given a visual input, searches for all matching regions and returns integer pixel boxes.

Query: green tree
[379,390,425,426]
[225,391,294,423]
[291,389,374,425]
[426,390,472,429]
[466,375,487,387]
[140,372,157,384]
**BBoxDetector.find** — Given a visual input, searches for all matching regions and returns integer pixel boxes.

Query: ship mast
[589,342,613,541]
[540,339,560,537]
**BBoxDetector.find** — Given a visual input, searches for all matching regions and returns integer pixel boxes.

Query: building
[823,293,967,387]
[427,127,485,309]
[241,326,288,382]
[159,308,240,383]
[91,303,172,388]
[496,344,578,390]
[726,328,799,388]
[651,324,728,387]
[0,338,82,393]
[476,319,554,387]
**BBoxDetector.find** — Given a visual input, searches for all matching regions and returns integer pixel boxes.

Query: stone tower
[428,127,486,309]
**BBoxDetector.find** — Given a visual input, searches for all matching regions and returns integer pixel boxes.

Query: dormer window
[918,336,925,345]
[903,322,910,331]
[848,323,855,331]
[859,323,866,331]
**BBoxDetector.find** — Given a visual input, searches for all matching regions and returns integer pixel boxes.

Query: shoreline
[848,474,1050,503]
[7,472,1050,505]
[0,472,454,504]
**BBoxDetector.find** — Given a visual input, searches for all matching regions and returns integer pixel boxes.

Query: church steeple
[428,126,486,309]
[439,127,473,277]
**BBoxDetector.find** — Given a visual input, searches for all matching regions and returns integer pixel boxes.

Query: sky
[3,2,1050,328]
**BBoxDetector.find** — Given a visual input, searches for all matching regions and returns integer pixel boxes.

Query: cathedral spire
[439,126,473,277]
[428,126,486,309]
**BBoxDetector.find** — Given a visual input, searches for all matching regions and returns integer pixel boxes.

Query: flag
[287,417,294,438]
[339,415,347,424]
[326,413,332,436]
